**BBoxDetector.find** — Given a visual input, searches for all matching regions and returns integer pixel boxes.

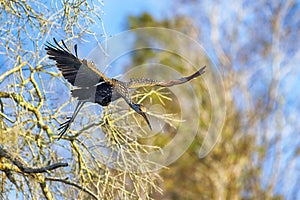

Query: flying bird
[45,38,206,140]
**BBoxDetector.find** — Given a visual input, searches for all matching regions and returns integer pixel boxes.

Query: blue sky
[101,0,170,35]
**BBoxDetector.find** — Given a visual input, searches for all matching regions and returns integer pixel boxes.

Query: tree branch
[0,91,53,138]
[0,147,68,173]
[45,177,98,200]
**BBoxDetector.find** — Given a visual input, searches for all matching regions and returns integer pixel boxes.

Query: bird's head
[130,103,152,130]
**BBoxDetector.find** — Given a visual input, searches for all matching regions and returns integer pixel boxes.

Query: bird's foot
[57,118,72,140]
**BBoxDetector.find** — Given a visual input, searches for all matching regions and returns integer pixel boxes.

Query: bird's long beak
[140,112,152,130]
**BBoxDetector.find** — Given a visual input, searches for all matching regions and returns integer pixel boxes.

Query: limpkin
[45,38,206,140]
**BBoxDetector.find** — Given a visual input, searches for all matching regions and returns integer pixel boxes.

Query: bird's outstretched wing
[45,38,108,88]
[127,66,206,89]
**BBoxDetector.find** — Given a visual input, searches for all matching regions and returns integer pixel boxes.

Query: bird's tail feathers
[71,88,93,100]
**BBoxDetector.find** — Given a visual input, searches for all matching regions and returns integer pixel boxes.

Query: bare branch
[0,147,68,173]
[45,177,98,200]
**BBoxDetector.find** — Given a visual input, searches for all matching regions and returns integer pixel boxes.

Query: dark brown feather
[45,38,105,87]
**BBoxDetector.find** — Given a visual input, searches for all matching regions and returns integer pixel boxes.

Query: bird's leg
[57,101,85,140]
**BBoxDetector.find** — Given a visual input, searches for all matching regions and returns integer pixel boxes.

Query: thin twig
[45,177,98,200]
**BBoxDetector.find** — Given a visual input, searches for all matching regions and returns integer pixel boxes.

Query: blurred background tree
[125,0,299,198]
